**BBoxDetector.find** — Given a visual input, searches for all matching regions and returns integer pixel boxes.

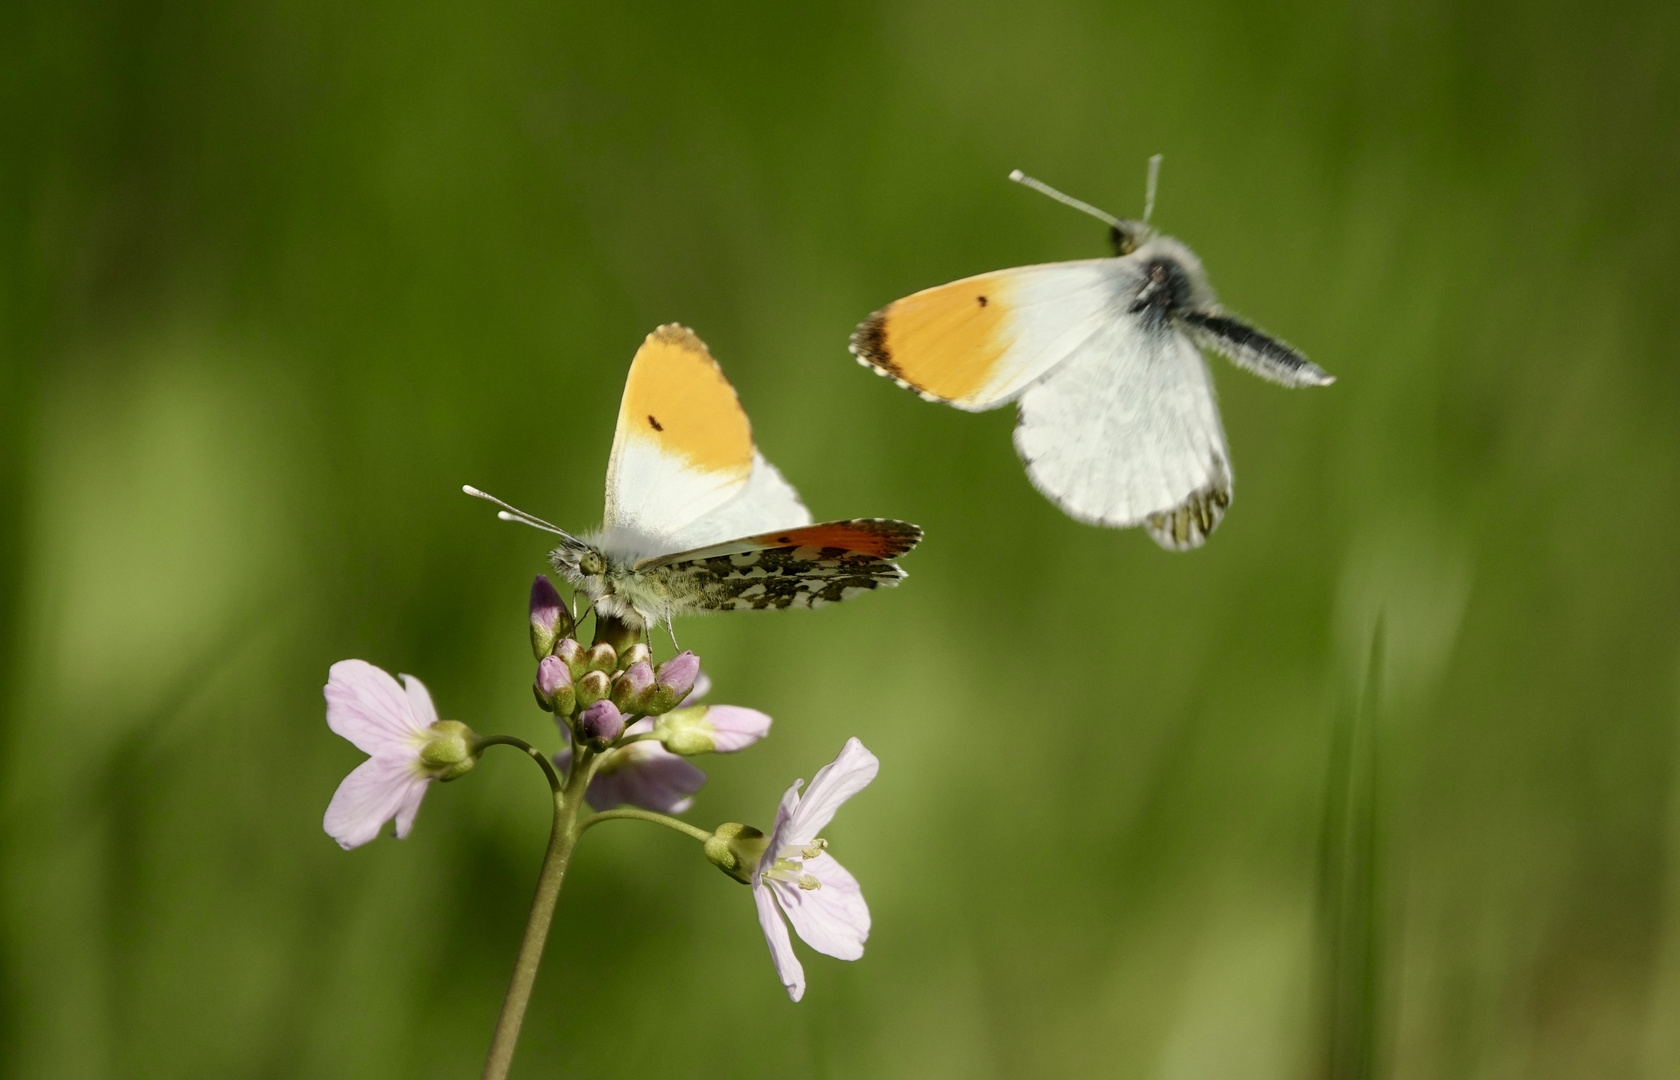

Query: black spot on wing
[648,414,664,431]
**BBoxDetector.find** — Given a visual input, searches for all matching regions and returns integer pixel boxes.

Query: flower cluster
[321,573,879,1013]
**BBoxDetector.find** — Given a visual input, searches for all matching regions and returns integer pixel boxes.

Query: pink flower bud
[611,661,657,711]
[534,654,575,715]
[578,700,625,744]
[528,575,571,659]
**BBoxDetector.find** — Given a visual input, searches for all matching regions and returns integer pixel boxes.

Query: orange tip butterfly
[468,324,920,632]
[850,157,1333,550]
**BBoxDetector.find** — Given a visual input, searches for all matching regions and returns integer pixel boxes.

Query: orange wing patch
[618,324,754,477]
[748,519,922,560]
[850,271,1018,403]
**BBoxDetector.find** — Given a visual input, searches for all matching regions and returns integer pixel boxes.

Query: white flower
[322,660,471,850]
[753,737,878,1002]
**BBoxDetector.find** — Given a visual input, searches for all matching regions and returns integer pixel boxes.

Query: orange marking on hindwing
[749,520,921,560]
[857,271,1017,402]
[618,324,753,476]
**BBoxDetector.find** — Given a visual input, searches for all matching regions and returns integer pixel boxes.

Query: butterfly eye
[579,551,606,575]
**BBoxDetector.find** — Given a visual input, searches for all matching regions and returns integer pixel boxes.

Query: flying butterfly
[850,158,1334,550]
[467,324,920,633]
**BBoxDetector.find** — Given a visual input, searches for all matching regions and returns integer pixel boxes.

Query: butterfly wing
[603,325,810,554]
[634,519,922,612]
[1013,314,1233,550]
[850,260,1125,411]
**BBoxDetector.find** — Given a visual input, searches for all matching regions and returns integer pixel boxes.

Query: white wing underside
[600,448,811,562]
[1013,315,1231,539]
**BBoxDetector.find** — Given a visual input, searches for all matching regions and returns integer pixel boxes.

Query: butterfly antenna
[1008,169,1125,230]
[461,485,578,541]
[1143,154,1162,226]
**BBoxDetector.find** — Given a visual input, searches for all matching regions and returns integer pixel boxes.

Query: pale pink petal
[392,774,430,839]
[772,853,869,960]
[704,706,772,753]
[325,660,429,755]
[759,779,805,875]
[324,755,430,850]
[399,673,438,729]
[587,744,705,813]
[788,738,878,840]
[754,880,806,1002]
[689,671,712,702]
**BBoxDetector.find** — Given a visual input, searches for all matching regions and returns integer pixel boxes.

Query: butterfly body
[479,324,920,632]
[851,180,1332,550]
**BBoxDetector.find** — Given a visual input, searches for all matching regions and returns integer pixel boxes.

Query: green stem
[474,735,562,793]
[479,739,591,1080]
[575,806,714,843]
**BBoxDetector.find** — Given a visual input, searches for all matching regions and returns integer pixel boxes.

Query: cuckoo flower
[753,737,877,1002]
[322,660,476,850]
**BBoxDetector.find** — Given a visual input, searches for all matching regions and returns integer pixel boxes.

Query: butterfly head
[548,535,607,591]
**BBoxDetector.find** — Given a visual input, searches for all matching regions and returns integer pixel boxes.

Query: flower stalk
[479,736,592,1080]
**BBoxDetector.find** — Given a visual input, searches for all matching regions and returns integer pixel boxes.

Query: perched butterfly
[850,159,1334,550]
[467,324,920,633]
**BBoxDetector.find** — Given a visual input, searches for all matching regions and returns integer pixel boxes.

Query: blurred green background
[4,1,1679,1077]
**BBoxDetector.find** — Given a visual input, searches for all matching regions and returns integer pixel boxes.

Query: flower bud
[610,661,657,712]
[528,575,573,660]
[619,642,652,669]
[591,614,642,659]
[577,700,626,746]
[703,822,768,884]
[553,638,588,680]
[534,655,575,715]
[576,669,611,707]
[417,720,480,781]
[584,641,618,674]
[646,651,701,714]
[653,704,772,756]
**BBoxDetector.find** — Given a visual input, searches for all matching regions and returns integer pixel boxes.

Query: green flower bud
[553,638,587,680]
[652,706,714,756]
[576,669,611,707]
[619,642,652,669]
[703,822,768,885]
[584,642,617,674]
[610,661,657,712]
[418,720,479,781]
[591,614,642,659]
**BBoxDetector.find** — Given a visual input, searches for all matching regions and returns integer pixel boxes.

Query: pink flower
[322,660,474,850]
[753,738,877,1002]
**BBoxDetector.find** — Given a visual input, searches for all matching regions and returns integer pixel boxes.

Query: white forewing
[1013,315,1231,541]
[658,451,811,553]
[602,435,746,545]
[599,450,810,562]
[954,260,1133,410]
